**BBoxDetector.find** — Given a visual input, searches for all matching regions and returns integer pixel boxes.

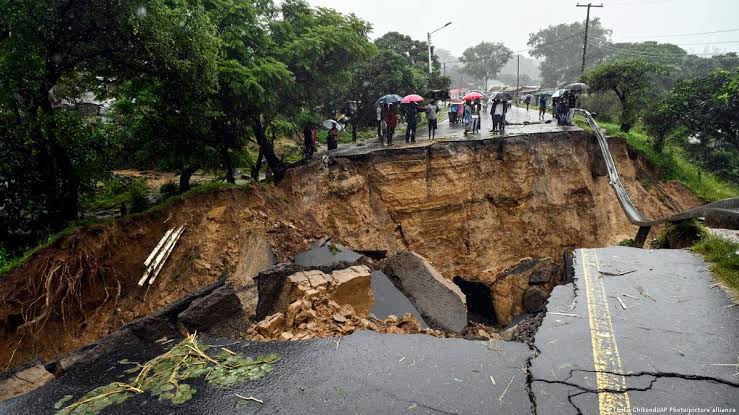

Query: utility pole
[577,3,603,74]
[443,62,446,77]
[515,54,520,103]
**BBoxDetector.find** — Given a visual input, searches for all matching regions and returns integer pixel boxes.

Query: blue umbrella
[376,94,403,106]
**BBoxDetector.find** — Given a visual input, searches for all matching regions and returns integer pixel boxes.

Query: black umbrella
[428,89,451,100]
[491,91,513,101]
[564,82,589,92]
[375,94,403,106]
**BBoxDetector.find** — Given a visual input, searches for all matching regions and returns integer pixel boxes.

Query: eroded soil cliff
[0,130,701,368]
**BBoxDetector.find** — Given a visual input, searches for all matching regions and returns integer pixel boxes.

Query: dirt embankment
[0,130,701,369]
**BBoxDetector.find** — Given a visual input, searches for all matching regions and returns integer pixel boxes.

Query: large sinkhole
[453,277,496,326]
[1,132,698,368]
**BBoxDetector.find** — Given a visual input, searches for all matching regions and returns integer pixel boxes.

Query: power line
[588,40,732,57]
[619,28,739,39]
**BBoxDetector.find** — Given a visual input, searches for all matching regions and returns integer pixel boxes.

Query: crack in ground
[524,343,541,415]
[404,400,459,415]
[572,369,739,388]
[533,368,739,396]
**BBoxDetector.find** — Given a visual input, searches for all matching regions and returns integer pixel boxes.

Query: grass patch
[0,221,92,277]
[1,181,252,278]
[693,234,739,296]
[81,176,149,212]
[577,117,739,202]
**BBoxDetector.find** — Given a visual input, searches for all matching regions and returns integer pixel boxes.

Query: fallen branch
[235,393,264,404]
[144,228,174,267]
[498,375,514,403]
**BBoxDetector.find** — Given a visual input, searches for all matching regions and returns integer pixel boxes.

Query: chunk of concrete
[330,265,374,316]
[231,232,277,318]
[382,252,467,333]
[177,284,244,332]
[0,365,54,402]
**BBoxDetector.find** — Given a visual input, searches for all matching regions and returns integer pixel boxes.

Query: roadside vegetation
[693,235,739,296]
[587,120,738,202]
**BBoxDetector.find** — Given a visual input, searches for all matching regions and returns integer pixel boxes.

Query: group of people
[553,90,579,126]
[459,98,510,135]
[376,100,440,146]
[302,88,583,158]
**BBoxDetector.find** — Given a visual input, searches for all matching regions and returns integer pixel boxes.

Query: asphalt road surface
[2,248,736,414]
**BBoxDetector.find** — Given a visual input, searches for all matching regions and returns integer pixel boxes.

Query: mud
[0,130,701,369]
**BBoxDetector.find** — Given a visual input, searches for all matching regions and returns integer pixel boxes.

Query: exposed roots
[0,228,124,338]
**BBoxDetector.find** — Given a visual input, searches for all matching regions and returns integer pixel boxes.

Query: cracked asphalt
[1,247,736,414]
[532,247,739,414]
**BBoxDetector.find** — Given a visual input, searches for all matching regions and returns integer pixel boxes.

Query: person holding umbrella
[376,105,382,139]
[489,98,507,134]
[463,101,473,136]
[385,104,397,146]
[401,94,424,143]
[404,102,419,143]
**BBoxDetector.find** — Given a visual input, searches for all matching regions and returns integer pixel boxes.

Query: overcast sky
[306,0,739,57]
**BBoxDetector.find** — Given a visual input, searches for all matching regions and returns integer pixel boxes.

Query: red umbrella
[401,94,424,104]
[462,91,483,101]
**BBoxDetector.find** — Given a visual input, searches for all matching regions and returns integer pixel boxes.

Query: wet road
[2,247,736,414]
[1,332,531,415]
[328,106,575,158]
[532,247,739,414]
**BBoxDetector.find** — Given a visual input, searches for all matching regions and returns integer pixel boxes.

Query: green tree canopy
[527,18,611,87]
[582,58,667,132]
[0,0,218,250]
[459,42,513,90]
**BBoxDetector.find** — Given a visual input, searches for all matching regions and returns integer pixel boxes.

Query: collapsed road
[1,247,736,414]
[0,107,737,413]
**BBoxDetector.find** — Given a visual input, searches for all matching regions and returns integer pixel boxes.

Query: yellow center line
[581,249,632,415]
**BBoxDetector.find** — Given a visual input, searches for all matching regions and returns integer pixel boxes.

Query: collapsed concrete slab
[491,257,560,326]
[382,252,467,333]
[253,255,365,320]
[230,232,277,318]
[261,265,374,319]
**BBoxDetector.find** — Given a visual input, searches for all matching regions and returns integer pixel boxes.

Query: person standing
[426,100,439,140]
[538,95,547,121]
[463,101,473,136]
[471,99,481,134]
[524,95,532,111]
[376,106,382,138]
[567,91,577,125]
[490,99,507,134]
[385,104,397,146]
[327,124,340,151]
[405,103,418,143]
[303,122,316,158]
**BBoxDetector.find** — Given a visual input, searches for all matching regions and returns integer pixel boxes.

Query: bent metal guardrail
[575,109,739,228]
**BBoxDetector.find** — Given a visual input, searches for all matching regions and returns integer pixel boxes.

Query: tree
[528,18,611,87]
[202,0,374,182]
[341,49,429,129]
[581,58,667,132]
[0,0,218,249]
[460,42,513,90]
[659,69,739,181]
[374,32,441,73]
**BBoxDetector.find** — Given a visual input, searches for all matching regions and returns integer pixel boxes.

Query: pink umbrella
[401,94,424,104]
[462,91,483,101]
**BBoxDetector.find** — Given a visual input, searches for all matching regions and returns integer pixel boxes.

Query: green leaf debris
[54,334,278,415]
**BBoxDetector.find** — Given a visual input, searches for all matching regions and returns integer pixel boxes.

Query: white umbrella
[322,119,343,131]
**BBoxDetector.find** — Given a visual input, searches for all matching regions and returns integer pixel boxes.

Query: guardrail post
[633,226,651,248]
